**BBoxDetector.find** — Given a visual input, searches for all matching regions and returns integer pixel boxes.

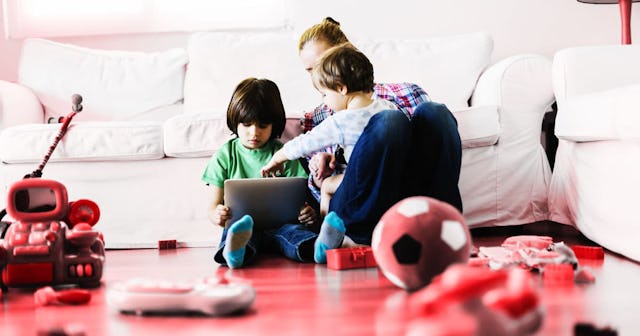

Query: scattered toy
[372,196,471,291]
[326,246,377,270]
[158,239,177,250]
[106,277,255,316]
[34,286,92,306]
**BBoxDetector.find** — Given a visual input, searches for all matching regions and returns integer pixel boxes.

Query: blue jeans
[329,101,462,245]
[214,223,317,266]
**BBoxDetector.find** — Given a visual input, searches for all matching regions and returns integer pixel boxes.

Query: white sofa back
[3,31,497,163]
[184,31,493,117]
[18,39,188,122]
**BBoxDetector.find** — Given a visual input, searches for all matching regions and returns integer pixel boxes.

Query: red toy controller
[0,94,105,291]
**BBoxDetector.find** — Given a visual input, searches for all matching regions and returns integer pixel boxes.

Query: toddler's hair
[312,43,374,94]
[298,17,349,52]
[226,78,286,139]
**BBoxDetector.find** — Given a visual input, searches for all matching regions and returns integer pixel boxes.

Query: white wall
[1,0,639,82]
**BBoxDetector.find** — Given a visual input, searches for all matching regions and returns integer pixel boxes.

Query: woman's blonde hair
[298,17,349,52]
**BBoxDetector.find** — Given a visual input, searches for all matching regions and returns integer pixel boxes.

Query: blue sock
[223,215,253,269]
[314,212,345,263]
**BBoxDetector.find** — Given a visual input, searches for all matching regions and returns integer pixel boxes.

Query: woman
[296,17,463,247]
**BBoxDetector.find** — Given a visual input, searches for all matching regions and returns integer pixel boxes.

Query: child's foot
[314,212,345,263]
[223,215,254,269]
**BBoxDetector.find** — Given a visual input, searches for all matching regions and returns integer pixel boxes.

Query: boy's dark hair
[226,78,286,139]
[312,43,375,94]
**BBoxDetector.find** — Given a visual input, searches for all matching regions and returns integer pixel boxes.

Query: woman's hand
[212,204,232,228]
[298,203,317,229]
[309,152,336,186]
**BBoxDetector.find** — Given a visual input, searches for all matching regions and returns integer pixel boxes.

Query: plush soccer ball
[372,196,471,291]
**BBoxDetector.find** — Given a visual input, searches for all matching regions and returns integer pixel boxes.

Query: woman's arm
[209,186,231,227]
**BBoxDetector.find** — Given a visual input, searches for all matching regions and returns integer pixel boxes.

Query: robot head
[5,179,69,222]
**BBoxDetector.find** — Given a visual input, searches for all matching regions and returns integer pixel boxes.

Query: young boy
[202,78,317,268]
[261,43,399,263]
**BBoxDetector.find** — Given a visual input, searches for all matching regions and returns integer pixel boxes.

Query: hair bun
[323,17,340,26]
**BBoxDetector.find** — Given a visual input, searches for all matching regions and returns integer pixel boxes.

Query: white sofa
[549,45,640,262]
[0,31,554,248]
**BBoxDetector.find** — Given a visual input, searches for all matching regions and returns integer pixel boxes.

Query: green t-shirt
[201,138,308,188]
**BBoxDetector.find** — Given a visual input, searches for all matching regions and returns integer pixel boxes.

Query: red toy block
[570,245,605,260]
[158,240,177,250]
[543,264,574,286]
[326,247,377,270]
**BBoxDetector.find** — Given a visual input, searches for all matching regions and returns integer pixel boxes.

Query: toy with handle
[0,94,105,291]
[27,94,83,179]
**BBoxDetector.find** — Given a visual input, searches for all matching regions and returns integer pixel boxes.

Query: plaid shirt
[301,82,430,201]
[301,82,430,133]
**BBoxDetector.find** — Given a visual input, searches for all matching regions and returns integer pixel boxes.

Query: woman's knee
[368,109,410,137]
[413,101,458,132]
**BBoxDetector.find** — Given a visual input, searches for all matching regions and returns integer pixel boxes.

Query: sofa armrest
[470,54,554,145]
[0,80,44,129]
[555,84,640,142]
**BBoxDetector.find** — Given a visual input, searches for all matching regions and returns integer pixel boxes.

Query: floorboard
[2,222,639,335]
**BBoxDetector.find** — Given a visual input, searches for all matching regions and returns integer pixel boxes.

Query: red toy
[158,239,177,250]
[408,264,543,336]
[371,196,471,291]
[0,95,105,291]
[34,286,92,306]
[326,247,377,270]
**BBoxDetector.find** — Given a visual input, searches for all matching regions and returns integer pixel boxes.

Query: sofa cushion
[163,113,233,158]
[356,32,493,111]
[184,32,319,118]
[163,113,304,158]
[452,105,500,148]
[0,122,164,163]
[555,84,640,142]
[18,39,188,122]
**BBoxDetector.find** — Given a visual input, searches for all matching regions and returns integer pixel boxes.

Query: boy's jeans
[214,223,316,266]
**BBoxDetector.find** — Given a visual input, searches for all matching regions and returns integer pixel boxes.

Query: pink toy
[34,286,92,306]
[371,196,471,291]
[326,247,377,270]
[106,277,256,316]
[478,236,578,271]
[0,95,105,291]
[408,264,543,336]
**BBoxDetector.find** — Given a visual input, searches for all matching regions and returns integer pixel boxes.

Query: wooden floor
[2,222,640,335]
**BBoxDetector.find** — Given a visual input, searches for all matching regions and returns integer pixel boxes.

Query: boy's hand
[213,204,231,227]
[298,203,317,228]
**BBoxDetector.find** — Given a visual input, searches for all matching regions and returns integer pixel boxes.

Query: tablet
[223,177,308,228]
